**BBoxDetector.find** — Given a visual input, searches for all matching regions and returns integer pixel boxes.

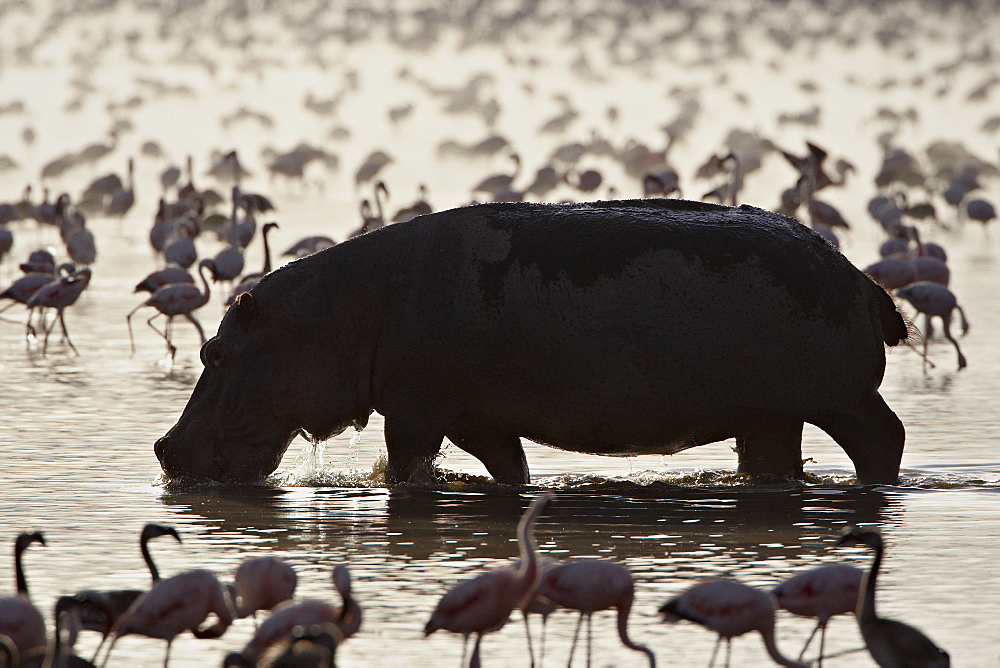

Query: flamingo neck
[515,502,544,599]
[760,624,804,668]
[858,536,883,623]
[141,535,160,583]
[616,601,656,667]
[15,541,29,597]
[262,224,273,274]
[198,262,213,303]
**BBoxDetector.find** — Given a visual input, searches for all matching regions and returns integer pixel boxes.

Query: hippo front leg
[383,415,447,485]
[735,418,805,479]
[811,392,904,485]
[446,426,529,485]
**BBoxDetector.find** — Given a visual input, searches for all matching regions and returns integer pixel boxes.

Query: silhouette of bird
[134,264,194,294]
[354,150,393,186]
[965,197,995,234]
[835,527,950,667]
[896,281,969,369]
[127,258,215,359]
[773,563,863,665]
[25,266,92,355]
[104,158,135,223]
[232,564,360,665]
[52,592,115,668]
[73,524,182,657]
[230,556,298,621]
[0,532,46,659]
[472,152,521,197]
[537,559,655,667]
[425,494,553,668]
[514,557,558,668]
[226,222,279,305]
[659,578,805,667]
[209,188,247,287]
[392,184,433,222]
[100,568,234,667]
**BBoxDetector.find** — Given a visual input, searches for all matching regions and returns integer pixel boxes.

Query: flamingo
[835,527,950,667]
[965,197,995,234]
[471,152,521,197]
[659,578,805,667]
[424,493,553,668]
[25,266,92,355]
[134,264,194,294]
[73,523,183,657]
[104,158,135,223]
[226,222,279,305]
[895,281,969,370]
[127,258,215,359]
[224,623,341,668]
[0,263,75,320]
[52,592,115,668]
[209,188,246,288]
[392,184,433,222]
[537,558,655,667]
[99,568,234,667]
[230,556,298,621]
[162,216,199,269]
[772,563,863,665]
[231,564,360,664]
[0,532,46,659]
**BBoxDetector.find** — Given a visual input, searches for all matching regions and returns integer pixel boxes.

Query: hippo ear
[233,292,256,326]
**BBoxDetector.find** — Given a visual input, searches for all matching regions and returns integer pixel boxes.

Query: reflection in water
[158,482,899,563]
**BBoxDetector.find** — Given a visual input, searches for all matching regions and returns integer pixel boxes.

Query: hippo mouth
[155,425,298,484]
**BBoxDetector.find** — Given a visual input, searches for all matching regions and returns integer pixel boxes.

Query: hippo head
[155,290,368,483]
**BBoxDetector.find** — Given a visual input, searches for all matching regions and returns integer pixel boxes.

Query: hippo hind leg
[810,392,904,485]
[383,414,447,485]
[446,426,529,485]
[735,418,805,479]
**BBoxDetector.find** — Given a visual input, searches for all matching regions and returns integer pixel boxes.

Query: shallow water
[2,1,1000,666]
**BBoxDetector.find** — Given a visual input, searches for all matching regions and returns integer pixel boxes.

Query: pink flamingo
[425,493,553,668]
[25,265,92,355]
[76,524,183,658]
[127,258,215,359]
[99,568,234,667]
[230,564,360,664]
[134,264,194,294]
[537,558,655,667]
[772,563,863,665]
[226,222,279,306]
[0,532,46,659]
[659,578,805,667]
[52,592,115,667]
[895,281,969,370]
[230,556,298,621]
[835,527,950,667]
[514,556,558,667]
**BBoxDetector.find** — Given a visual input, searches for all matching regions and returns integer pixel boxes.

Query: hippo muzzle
[155,401,298,483]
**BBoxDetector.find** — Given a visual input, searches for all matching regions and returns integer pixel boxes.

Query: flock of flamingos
[0,494,949,667]
[0,136,992,371]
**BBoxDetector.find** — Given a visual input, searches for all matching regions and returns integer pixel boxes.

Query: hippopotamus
[155,199,908,486]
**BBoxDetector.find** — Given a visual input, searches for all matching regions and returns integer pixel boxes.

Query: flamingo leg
[469,633,483,668]
[57,310,78,355]
[540,615,549,667]
[586,613,592,668]
[817,623,827,668]
[797,621,821,661]
[707,636,722,668]
[941,310,967,369]
[459,633,468,668]
[522,610,536,668]
[163,638,172,668]
[567,612,584,667]
[147,313,177,359]
[182,312,206,345]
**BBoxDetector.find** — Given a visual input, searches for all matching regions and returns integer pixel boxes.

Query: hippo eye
[201,340,226,370]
